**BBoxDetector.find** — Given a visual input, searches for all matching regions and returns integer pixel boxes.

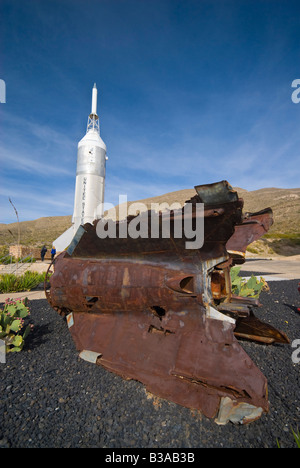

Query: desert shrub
[0,271,47,293]
[0,255,36,264]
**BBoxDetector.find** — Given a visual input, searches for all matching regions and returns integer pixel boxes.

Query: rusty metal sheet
[226,208,274,263]
[45,180,289,425]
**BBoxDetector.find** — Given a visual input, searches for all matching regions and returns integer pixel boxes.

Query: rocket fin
[53,225,75,252]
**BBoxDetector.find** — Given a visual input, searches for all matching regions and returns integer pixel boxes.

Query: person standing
[51,246,56,261]
[40,245,47,262]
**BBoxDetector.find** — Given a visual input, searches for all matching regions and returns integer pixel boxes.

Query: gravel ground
[0,279,299,449]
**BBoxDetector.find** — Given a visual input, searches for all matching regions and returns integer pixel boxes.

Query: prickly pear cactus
[230,266,269,298]
[0,297,33,353]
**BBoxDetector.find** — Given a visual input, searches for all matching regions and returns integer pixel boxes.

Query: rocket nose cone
[91,84,98,115]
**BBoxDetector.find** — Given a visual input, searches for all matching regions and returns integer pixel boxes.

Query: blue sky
[1,0,300,224]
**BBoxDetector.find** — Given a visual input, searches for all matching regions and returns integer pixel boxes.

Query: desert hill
[0,215,72,251]
[0,186,299,256]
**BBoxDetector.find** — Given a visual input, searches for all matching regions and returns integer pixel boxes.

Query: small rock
[0,438,11,448]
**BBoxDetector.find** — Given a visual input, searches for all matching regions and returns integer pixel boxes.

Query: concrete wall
[9,244,52,260]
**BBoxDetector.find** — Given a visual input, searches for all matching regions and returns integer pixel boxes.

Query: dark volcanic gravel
[0,279,299,448]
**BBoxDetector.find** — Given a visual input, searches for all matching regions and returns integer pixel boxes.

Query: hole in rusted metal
[148,325,175,335]
[173,373,251,399]
[86,296,99,308]
[211,271,227,301]
[150,305,166,318]
[179,276,194,293]
[96,354,103,364]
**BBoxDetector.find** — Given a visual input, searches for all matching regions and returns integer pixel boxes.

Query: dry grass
[0,216,72,249]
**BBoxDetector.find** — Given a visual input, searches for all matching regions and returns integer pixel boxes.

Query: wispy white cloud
[0,109,77,222]
[0,186,74,224]
[0,143,74,177]
[0,110,77,175]
[105,85,300,195]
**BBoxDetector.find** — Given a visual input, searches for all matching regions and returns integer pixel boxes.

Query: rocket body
[72,122,106,230]
[54,84,107,252]
[72,84,107,231]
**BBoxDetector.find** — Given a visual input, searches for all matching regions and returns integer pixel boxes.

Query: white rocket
[54,84,107,252]
[73,83,107,229]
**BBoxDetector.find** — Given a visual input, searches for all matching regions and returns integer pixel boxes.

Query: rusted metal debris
[46,180,289,425]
